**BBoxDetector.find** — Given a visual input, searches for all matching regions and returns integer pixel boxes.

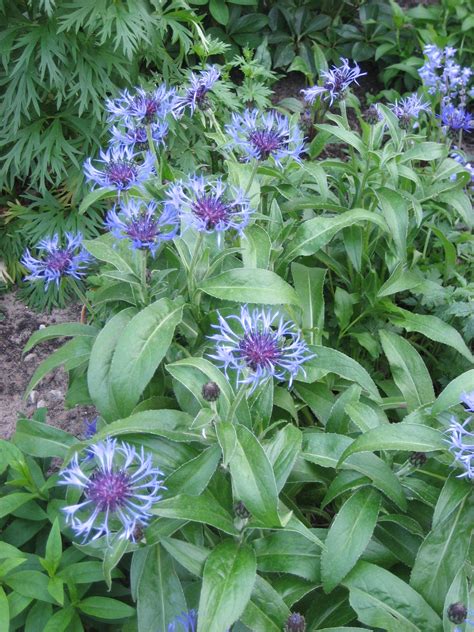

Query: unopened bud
[409,452,427,467]
[285,612,306,632]
[202,381,220,402]
[447,602,467,625]
[234,501,251,520]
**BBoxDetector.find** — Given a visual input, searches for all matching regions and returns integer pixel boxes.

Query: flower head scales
[226,109,304,166]
[165,176,253,242]
[209,305,314,392]
[173,66,220,118]
[301,58,366,106]
[59,437,164,542]
[105,198,179,256]
[84,145,154,191]
[21,232,91,288]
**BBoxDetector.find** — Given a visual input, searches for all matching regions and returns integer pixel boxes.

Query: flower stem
[188,232,204,299]
[70,279,96,320]
[244,160,259,197]
[146,124,161,180]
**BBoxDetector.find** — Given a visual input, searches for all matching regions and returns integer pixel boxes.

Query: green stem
[70,279,96,320]
[207,109,227,146]
[188,232,204,299]
[139,249,148,305]
[146,124,161,180]
[244,160,259,197]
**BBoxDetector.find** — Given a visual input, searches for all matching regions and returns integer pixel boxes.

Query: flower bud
[447,602,467,624]
[202,381,220,402]
[234,501,251,520]
[285,612,306,632]
[409,452,427,467]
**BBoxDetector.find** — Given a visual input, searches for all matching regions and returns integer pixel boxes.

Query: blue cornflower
[173,66,220,117]
[301,58,366,106]
[439,104,473,133]
[389,93,431,126]
[84,417,98,439]
[165,176,253,241]
[105,198,179,256]
[226,109,304,166]
[110,121,168,152]
[84,145,154,192]
[59,437,165,542]
[168,610,197,632]
[445,416,474,480]
[461,391,474,413]
[21,232,91,289]
[106,85,176,125]
[209,305,314,392]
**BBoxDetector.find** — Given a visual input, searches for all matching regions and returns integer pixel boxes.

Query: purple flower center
[192,194,230,229]
[136,97,160,123]
[239,331,282,371]
[86,470,131,512]
[106,161,137,188]
[125,215,161,246]
[45,249,73,273]
[249,129,282,159]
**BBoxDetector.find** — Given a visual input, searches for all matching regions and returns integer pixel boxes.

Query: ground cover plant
[1,4,474,632]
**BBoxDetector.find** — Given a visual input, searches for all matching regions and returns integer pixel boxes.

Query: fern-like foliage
[0,0,200,193]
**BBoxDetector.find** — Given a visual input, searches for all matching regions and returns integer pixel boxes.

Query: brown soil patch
[0,292,96,439]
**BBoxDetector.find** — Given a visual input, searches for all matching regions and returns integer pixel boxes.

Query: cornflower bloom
[21,232,91,289]
[225,109,304,166]
[106,85,176,125]
[447,602,474,631]
[59,437,164,542]
[165,176,253,242]
[209,305,314,393]
[84,145,154,192]
[439,104,473,133]
[285,612,306,632]
[445,416,474,480]
[301,58,366,106]
[389,93,431,127]
[461,391,474,413]
[168,610,197,632]
[105,199,179,256]
[173,66,220,117]
[84,417,98,439]
[110,121,168,152]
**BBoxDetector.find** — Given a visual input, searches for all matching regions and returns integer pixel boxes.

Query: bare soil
[0,292,96,439]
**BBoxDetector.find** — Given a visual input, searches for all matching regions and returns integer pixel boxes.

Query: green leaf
[79,186,116,214]
[84,234,137,274]
[137,545,186,632]
[0,587,8,632]
[161,537,210,577]
[43,606,75,632]
[432,474,472,528]
[165,444,222,496]
[316,124,364,153]
[375,187,408,259]
[24,337,93,398]
[199,268,299,305]
[13,418,78,459]
[322,489,381,593]
[103,536,130,591]
[302,432,406,509]
[24,323,98,354]
[44,518,62,576]
[229,424,281,527]
[0,493,35,519]
[216,420,237,468]
[240,575,290,631]
[302,345,381,402]
[387,307,474,363]
[432,369,474,414]
[110,298,183,416]
[401,142,446,162]
[151,492,238,536]
[241,225,272,269]
[78,596,135,620]
[343,561,442,632]
[88,307,137,421]
[94,410,197,443]
[337,424,445,466]
[285,209,386,262]
[264,424,302,492]
[253,531,320,582]
[410,491,474,612]
[5,570,57,604]
[291,263,326,345]
[379,331,434,410]
[197,540,256,632]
